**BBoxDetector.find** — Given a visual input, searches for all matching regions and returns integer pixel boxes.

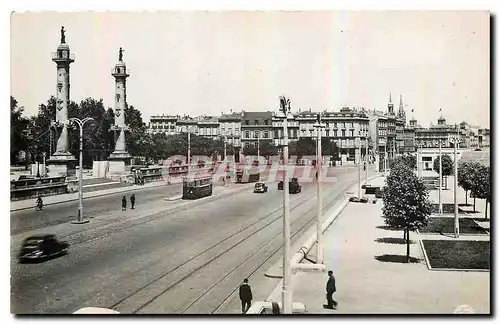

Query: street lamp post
[257,131,260,158]
[42,152,46,177]
[69,117,93,224]
[384,139,388,177]
[278,96,293,314]
[358,136,362,198]
[313,114,325,264]
[365,137,369,182]
[453,127,460,238]
[438,139,443,215]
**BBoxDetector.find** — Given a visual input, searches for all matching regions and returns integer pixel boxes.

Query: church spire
[398,94,405,119]
[388,91,394,115]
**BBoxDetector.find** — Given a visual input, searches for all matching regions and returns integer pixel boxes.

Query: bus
[182,173,213,200]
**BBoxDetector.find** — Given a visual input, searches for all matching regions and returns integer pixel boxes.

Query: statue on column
[61,26,66,44]
[119,47,123,61]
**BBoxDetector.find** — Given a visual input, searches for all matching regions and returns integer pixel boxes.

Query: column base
[46,152,77,177]
[71,219,90,224]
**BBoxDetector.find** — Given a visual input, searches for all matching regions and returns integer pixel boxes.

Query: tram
[235,163,260,183]
[182,172,213,200]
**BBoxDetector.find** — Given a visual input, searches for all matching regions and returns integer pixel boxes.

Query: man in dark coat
[239,278,253,314]
[324,270,337,309]
[130,194,136,209]
[122,196,127,211]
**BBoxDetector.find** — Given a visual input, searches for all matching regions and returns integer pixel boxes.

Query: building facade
[240,111,274,149]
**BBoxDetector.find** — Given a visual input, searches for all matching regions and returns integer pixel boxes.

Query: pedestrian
[324,270,337,309]
[121,196,127,211]
[35,195,43,211]
[239,278,253,314]
[130,194,135,209]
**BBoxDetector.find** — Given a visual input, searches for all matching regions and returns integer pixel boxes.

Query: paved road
[11,166,370,314]
[10,183,183,235]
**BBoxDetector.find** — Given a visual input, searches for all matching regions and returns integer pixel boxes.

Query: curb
[10,181,170,212]
[264,174,382,280]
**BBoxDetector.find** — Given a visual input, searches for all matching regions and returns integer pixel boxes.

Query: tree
[258,140,278,157]
[393,154,416,170]
[382,162,432,263]
[470,164,490,217]
[26,96,79,163]
[124,105,148,158]
[68,98,115,167]
[10,96,30,164]
[321,139,339,161]
[457,161,475,206]
[433,154,453,189]
[295,137,316,160]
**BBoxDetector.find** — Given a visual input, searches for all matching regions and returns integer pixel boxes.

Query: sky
[10,10,490,128]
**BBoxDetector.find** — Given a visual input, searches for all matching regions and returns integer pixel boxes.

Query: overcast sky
[11,11,490,128]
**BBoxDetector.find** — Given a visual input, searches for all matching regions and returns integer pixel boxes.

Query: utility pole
[384,139,388,177]
[69,117,93,224]
[278,96,293,314]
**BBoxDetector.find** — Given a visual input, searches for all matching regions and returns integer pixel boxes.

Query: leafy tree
[321,139,339,160]
[457,161,475,206]
[296,138,316,159]
[433,154,453,189]
[258,140,278,157]
[242,143,257,156]
[26,96,78,163]
[124,105,147,158]
[470,164,490,217]
[10,96,30,164]
[393,154,417,170]
[68,98,114,166]
[382,162,432,263]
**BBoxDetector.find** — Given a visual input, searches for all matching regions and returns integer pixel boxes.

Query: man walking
[130,194,136,209]
[323,270,337,309]
[239,278,253,314]
[121,196,127,211]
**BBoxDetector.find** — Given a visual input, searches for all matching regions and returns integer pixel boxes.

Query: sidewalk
[266,176,490,314]
[10,180,172,212]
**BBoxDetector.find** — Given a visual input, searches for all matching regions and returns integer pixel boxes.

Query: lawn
[422,240,490,270]
[420,217,488,235]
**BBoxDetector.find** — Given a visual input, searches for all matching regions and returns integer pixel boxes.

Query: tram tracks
[109,178,356,313]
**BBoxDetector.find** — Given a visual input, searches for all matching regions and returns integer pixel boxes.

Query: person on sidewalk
[323,270,337,309]
[130,194,135,209]
[239,278,253,314]
[121,196,127,211]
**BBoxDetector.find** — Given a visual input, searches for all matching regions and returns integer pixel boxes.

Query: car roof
[73,307,121,314]
[25,234,54,239]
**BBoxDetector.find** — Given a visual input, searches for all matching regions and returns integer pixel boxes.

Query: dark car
[289,178,301,194]
[254,182,268,193]
[375,188,384,199]
[18,235,69,263]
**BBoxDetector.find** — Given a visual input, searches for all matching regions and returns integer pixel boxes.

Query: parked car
[18,234,69,263]
[375,188,384,199]
[254,182,268,193]
[349,197,369,203]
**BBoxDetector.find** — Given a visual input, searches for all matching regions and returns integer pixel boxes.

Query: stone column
[108,47,132,178]
[47,26,77,177]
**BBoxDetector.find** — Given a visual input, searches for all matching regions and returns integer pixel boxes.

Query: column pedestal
[46,152,77,177]
[107,152,133,182]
